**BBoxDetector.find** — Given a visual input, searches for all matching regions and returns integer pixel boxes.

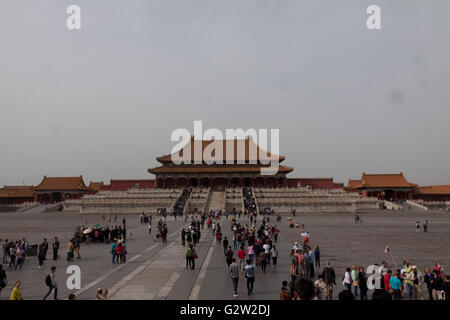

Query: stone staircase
[204,190,225,213]
[243,187,259,215]
[172,188,191,216]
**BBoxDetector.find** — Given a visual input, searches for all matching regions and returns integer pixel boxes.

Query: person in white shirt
[270,246,278,268]
[379,261,388,289]
[343,267,352,291]
[263,242,271,265]
[315,275,325,300]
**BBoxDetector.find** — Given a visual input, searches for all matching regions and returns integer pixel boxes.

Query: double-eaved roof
[149,137,293,175]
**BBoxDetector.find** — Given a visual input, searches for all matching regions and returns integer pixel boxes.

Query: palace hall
[148,138,293,188]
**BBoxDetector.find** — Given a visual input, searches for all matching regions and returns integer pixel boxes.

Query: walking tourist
[52,237,60,260]
[244,259,255,295]
[10,280,22,300]
[358,266,368,300]
[229,258,240,297]
[43,266,58,300]
[322,261,336,300]
[37,242,46,269]
[270,246,278,268]
[15,246,25,270]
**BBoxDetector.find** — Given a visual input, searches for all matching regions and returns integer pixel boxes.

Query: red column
[162,179,167,189]
[227,178,231,188]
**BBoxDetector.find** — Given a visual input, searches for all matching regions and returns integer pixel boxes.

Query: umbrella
[83,228,92,234]
[301,232,309,237]
[287,218,292,220]
[94,224,101,228]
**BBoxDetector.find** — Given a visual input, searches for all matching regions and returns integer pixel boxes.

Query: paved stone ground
[1,209,449,300]
[0,210,189,300]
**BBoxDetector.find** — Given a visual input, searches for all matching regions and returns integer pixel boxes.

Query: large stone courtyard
[0,209,449,300]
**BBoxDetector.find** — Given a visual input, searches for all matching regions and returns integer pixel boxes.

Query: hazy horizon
[1,0,450,187]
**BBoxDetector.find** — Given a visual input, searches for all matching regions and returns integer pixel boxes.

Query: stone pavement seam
[188,236,216,300]
[75,225,186,298]
[109,242,176,298]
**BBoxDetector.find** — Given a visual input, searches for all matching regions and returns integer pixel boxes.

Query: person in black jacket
[181,228,186,246]
[431,270,443,300]
[423,268,433,300]
[442,275,450,301]
[357,266,368,300]
[0,265,6,296]
[226,246,233,267]
[52,237,60,260]
[222,237,229,255]
[322,261,336,300]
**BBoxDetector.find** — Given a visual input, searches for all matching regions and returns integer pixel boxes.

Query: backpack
[303,254,311,264]
[45,274,52,286]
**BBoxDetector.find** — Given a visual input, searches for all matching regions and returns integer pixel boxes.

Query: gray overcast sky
[1,0,450,186]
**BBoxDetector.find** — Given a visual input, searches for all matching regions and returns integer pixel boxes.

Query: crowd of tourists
[155,219,168,244]
[337,261,449,300]
[220,213,281,297]
[280,253,450,300]
[139,212,153,224]
[75,221,127,244]
[243,187,257,215]
[2,238,29,271]
[0,263,109,300]
[183,218,203,270]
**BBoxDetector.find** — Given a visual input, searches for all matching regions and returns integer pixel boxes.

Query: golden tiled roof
[156,137,285,164]
[415,185,450,195]
[88,181,105,192]
[360,173,417,188]
[0,185,35,198]
[35,176,90,191]
[347,179,363,189]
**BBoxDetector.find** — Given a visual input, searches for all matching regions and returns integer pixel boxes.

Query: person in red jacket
[434,262,443,278]
[384,269,392,292]
[237,246,246,278]
[116,242,124,264]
